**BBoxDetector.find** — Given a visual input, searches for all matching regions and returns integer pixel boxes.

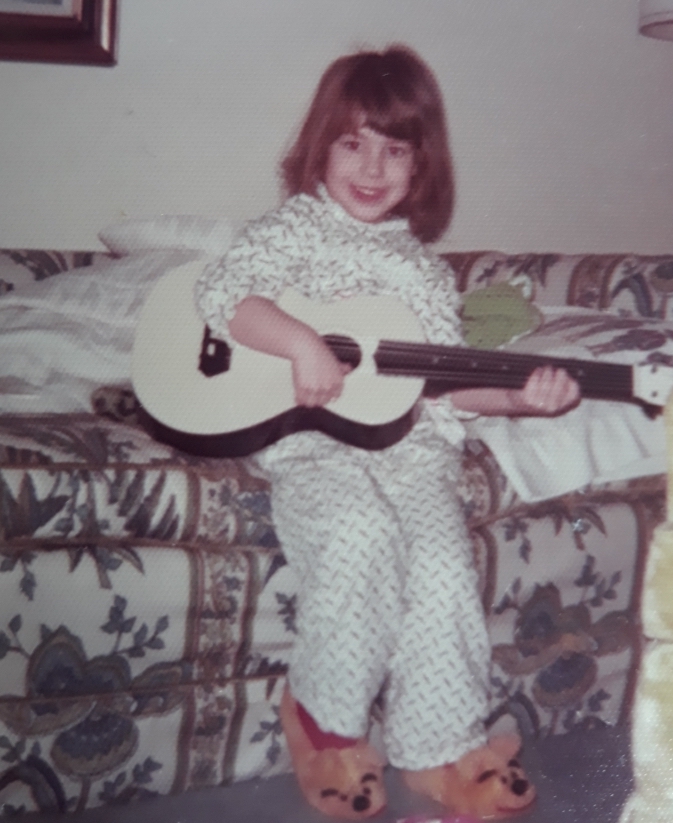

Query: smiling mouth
[350,185,386,203]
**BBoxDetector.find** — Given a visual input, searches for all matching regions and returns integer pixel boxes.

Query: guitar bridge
[199,326,231,377]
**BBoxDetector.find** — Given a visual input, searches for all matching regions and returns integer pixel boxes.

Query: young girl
[195,46,579,819]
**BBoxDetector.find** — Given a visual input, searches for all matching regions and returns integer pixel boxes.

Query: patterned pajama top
[194,185,469,448]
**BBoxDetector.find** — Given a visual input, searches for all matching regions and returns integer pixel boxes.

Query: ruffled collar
[315,183,410,235]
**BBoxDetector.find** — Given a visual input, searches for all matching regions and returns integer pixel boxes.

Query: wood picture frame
[0,0,117,65]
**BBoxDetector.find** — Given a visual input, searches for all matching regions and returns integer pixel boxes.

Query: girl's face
[324,126,415,224]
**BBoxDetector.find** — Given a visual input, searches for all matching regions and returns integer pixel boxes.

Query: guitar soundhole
[199,326,231,377]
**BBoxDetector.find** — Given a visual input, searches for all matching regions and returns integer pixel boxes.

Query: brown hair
[281,46,453,243]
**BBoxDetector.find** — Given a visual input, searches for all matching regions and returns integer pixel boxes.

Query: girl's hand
[228,296,349,408]
[508,366,581,416]
[291,331,350,407]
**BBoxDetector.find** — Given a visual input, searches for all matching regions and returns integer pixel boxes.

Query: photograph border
[0,0,117,65]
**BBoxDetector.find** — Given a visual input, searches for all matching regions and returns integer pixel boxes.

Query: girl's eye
[388,144,410,158]
[340,138,360,151]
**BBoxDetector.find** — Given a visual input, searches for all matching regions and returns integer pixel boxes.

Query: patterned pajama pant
[256,411,491,770]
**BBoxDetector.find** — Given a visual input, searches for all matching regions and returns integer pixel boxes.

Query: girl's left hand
[509,366,581,416]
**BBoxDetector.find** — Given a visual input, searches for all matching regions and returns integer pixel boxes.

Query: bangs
[363,108,423,147]
[331,103,422,147]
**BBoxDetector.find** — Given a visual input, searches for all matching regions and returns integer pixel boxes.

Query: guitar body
[132,260,426,456]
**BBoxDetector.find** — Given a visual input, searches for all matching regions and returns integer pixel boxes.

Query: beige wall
[0,0,671,252]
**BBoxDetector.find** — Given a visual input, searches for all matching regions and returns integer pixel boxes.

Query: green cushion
[461,282,542,349]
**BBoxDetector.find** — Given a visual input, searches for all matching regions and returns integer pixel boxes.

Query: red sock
[296,701,359,750]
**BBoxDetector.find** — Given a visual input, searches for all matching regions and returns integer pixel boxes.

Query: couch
[0,244,671,815]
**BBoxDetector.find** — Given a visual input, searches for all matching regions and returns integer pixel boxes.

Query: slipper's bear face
[455,735,536,819]
[301,744,386,820]
[473,753,535,817]
[404,734,536,820]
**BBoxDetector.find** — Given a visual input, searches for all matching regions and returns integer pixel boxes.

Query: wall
[0,0,671,252]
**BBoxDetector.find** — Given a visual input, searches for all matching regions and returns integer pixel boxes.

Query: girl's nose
[361,147,384,178]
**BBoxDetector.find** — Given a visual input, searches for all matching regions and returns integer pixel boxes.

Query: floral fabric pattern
[0,249,669,815]
[444,251,673,319]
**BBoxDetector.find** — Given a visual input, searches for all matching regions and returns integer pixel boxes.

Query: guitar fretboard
[323,335,634,403]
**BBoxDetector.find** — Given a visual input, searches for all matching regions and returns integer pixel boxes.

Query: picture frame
[0,0,117,65]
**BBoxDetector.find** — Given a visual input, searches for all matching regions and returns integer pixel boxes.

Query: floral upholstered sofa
[0,242,671,816]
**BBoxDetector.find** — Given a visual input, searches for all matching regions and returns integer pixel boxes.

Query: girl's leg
[259,436,406,818]
[371,431,492,769]
[373,425,535,818]
[266,439,406,738]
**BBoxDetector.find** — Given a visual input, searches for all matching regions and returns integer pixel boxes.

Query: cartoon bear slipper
[402,734,536,820]
[279,688,387,820]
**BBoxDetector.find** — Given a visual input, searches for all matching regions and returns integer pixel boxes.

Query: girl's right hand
[228,295,350,407]
[290,331,350,407]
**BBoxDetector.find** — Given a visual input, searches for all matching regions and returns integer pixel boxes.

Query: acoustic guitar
[132,260,672,457]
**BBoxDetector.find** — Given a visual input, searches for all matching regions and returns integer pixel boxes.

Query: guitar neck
[324,335,634,403]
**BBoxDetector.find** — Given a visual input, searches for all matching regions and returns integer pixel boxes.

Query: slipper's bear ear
[484,733,523,761]
[453,734,521,780]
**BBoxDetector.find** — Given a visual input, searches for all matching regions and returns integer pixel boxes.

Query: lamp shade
[640,0,673,40]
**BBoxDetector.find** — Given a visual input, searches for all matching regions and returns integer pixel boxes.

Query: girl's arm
[229,295,349,408]
[229,298,579,417]
[449,365,581,417]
